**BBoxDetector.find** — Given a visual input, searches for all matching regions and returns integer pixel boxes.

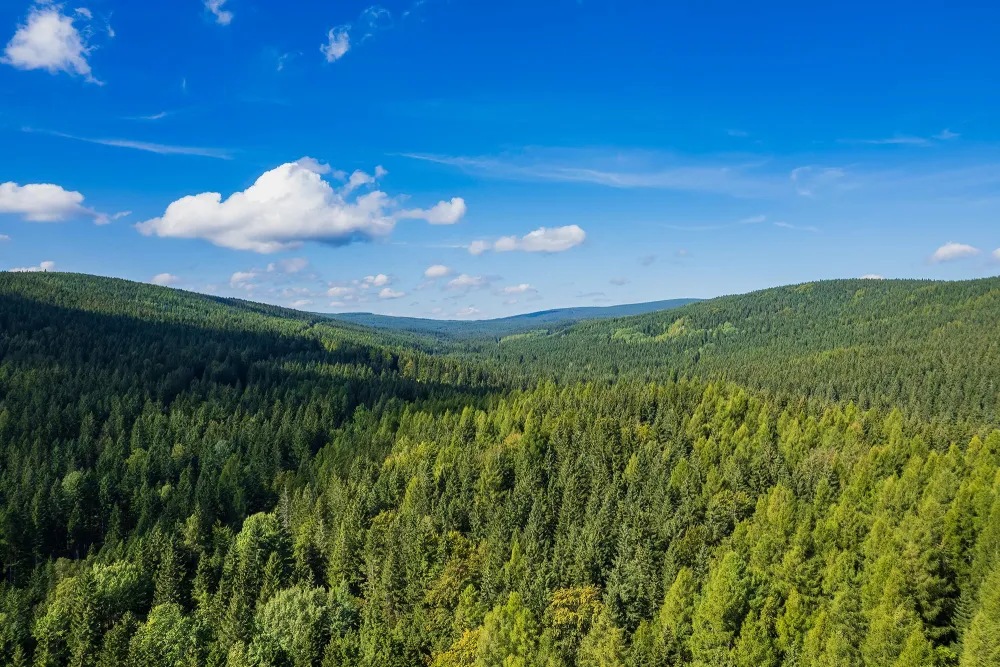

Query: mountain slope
[326,298,700,338]
[1,272,1000,666]
[491,277,1000,424]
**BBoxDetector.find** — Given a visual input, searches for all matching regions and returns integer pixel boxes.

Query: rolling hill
[325,298,701,338]
[1,272,999,667]
[489,277,1000,424]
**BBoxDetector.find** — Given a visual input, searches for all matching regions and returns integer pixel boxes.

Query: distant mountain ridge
[325,298,701,338]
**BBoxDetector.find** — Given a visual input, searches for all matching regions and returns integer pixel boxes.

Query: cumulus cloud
[447,274,491,291]
[151,273,179,286]
[0,181,110,223]
[994,249,1000,261]
[860,274,885,280]
[2,4,100,83]
[327,286,356,298]
[494,225,585,253]
[205,0,233,25]
[321,27,350,62]
[0,234,10,241]
[502,284,535,295]
[291,299,313,308]
[456,306,481,317]
[361,274,390,288]
[9,260,55,272]
[424,264,450,278]
[468,225,585,255]
[468,240,491,256]
[397,197,467,225]
[135,161,464,253]
[930,242,980,263]
[378,287,405,299]
[229,270,258,288]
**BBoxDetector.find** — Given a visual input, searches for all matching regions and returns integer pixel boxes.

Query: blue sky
[2,0,1000,318]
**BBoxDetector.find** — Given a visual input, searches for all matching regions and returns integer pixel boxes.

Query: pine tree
[960,564,1000,667]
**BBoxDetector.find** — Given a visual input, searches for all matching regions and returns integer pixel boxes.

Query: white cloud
[447,274,489,291]
[860,274,885,280]
[267,257,309,274]
[2,5,99,83]
[291,299,313,308]
[402,150,783,198]
[205,0,233,25]
[610,278,628,286]
[502,283,535,294]
[0,234,9,241]
[9,260,55,272]
[0,181,106,222]
[468,240,490,256]
[994,249,1000,261]
[361,274,390,288]
[934,129,960,140]
[378,287,405,299]
[230,270,257,288]
[321,27,350,62]
[424,264,450,278]
[503,299,518,305]
[125,111,170,121]
[95,210,131,225]
[489,225,586,253]
[375,165,388,178]
[327,286,356,298]
[151,273,179,286]
[296,156,331,175]
[136,161,460,253]
[930,242,980,264]
[397,197,467,225]
[342,169,376,194]
[840,136,930,146]
[456,306,480,317]
[26,128,233,159]
[774,221,819,232]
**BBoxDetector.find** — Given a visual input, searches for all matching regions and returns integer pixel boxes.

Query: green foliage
[1,273,999,666]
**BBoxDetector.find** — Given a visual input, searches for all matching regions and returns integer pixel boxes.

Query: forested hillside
[327,298,700,339]
[1,273,999,667]
[488,278,1000,425]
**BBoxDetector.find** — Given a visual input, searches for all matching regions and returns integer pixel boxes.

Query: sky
[2,0,1000,319]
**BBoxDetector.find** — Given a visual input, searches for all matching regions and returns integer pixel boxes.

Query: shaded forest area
[1,273,999,666]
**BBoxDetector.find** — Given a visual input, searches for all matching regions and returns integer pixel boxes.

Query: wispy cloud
[661,214,768,232]
[839,129,960,146]
[321,4,399,63]
[205,0,233,26]
[123,111,170,121]
[773,221,819,232]
[839,135,931,147]
[400,150,785,198]
[23,128,233,159]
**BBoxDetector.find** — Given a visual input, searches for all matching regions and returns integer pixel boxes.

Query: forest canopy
[1,272,999,667]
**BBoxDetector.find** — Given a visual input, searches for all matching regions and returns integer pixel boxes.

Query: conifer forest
[1,272,999,667]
